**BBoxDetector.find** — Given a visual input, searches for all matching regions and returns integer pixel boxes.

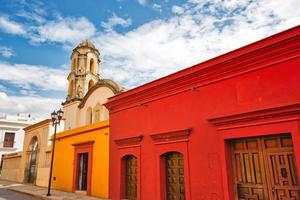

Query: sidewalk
[0,180,106,200]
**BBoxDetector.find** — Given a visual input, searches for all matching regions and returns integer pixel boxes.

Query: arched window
[27,136,39,184]
[121,155,137,200]
[86,107,93,125]
[88,80,94,90]
[72,58,76,71]
[90,58,94,73]
[69,80,74,97]
[93,103,101,123]
[161,152,185,200]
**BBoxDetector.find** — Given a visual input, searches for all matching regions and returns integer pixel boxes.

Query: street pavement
[0,188,38,200]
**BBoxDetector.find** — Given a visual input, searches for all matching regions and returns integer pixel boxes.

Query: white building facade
[0,113,39,165]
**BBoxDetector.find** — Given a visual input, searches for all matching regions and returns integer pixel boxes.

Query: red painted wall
[106,26,300,200]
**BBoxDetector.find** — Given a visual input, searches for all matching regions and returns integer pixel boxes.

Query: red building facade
[106,26,300,200]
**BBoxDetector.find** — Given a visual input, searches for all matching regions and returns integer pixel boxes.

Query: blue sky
[0,0,299,118]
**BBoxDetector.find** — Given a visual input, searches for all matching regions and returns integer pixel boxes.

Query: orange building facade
[52,120,109,198]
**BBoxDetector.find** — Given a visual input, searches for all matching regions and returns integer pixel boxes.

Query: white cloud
[93,0,300,88]
[101,14,132,32]
[153,4,163,12]
[0,46,14,58]
[137,0,147,6]
[17,10,46,24]
[0,13,97,47]
[0,91,63,118]
[0,62,68,91]
[172,5,184,14]
[31,17,96,44]
[0,16,26,35]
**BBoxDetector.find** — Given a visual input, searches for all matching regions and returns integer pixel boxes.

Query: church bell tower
[62,39,101,130]
[66,39,101,103]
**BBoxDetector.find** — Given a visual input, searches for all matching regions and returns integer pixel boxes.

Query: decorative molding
[72,141,95,147]
[106,26,300,113]
[150,128,192,145]
[208,103,300,130]
[114,135,143,149]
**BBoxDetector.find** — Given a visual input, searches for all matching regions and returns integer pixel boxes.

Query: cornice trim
[150,128,192,145]
[114,135,143,149]
[208,103,300,130]
[72,141,95,147]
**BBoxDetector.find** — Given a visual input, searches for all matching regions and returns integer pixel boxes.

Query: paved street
[0,188,38,200]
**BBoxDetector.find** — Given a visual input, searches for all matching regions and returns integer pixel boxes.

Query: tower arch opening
[72,58,76,71]
[69,80,74,97]
[90,58,95,74]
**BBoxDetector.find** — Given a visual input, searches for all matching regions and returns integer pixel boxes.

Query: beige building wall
[78,87,114,126]
[1,119,64,187]
[63,101,80,130]
[21,119,63,187]
[1,153,22,182]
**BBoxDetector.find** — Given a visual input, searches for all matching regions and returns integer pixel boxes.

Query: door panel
[125,156,137,200]
[231,134,300,200]
[263,135,300,200]
[231,138,269,200]
[166,152,185,200]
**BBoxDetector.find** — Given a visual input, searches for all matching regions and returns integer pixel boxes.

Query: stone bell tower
[63,39,101,130]
[66,39,101,103]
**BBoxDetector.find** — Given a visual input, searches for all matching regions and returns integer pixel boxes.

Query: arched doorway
[27,137,39,184]
[162,152,185,200]
[122,155,137,200]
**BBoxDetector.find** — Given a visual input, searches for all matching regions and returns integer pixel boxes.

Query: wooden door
[165,152,185,200]
[231,137,269,199]
[231,134,300,200]
[263,135,300,199]
[125,156,137,200]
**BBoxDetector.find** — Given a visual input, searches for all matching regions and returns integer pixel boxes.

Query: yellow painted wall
[52,120,109,198]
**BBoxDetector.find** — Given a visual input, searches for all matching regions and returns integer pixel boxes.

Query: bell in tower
[66,39,101,103]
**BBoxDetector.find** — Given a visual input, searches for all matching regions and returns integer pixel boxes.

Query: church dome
[76,39,96,49]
